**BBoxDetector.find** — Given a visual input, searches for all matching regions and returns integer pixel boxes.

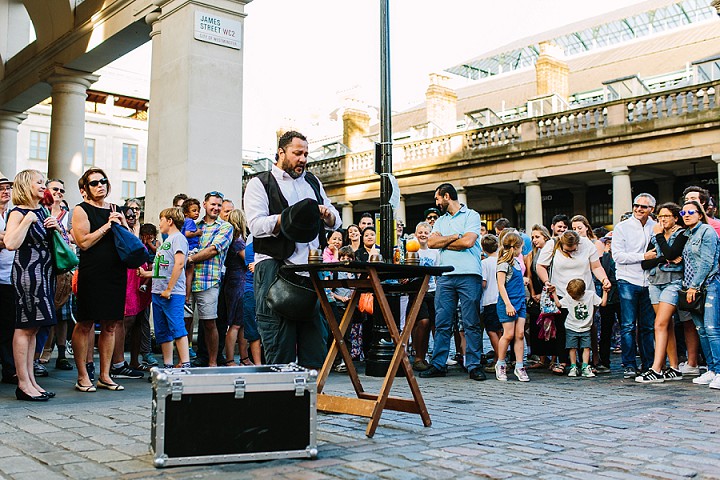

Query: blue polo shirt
[432,205,482,276]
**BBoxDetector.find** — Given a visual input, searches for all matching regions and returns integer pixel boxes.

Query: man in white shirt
[612,193,657,378]
[244,131,341,368]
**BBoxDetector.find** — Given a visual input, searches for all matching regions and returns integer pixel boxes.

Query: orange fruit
[406,238,420,252]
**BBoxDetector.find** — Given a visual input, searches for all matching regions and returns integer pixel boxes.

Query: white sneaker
[679,362,701,376]
[692,370,716,385]
[495,362,507,381]
[709,375,720,390]
[514,367,530,382]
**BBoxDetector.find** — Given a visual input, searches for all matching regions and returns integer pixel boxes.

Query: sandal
[529,361,549,369]
[96,379,124,391]
[240,357,254,366]
[74,382,96,393]
[551,363,565,375]
[224,360,238,367]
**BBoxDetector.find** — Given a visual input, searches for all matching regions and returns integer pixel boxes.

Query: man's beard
[283,164,303,179]
[438,203,448,215]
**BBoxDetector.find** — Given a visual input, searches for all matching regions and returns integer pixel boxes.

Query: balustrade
[627,82,718,122]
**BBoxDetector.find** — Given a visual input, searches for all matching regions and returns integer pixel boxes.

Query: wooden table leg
[310,274,364,396]
[364,269,432,437]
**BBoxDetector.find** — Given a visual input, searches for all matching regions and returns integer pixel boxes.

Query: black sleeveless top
[76,202,127,322]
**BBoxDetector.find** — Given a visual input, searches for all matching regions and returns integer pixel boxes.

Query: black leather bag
[677,288,705,315]
[266,270,318,321]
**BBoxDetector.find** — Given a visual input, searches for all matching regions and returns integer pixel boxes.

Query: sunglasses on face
[680,210,698,216]
[88,178,109,187]
[426,215,438,220]
[51,187,65,194]
[633,203,652,210]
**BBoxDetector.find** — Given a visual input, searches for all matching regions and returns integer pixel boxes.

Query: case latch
[294,377,307,397]
[170,379,183,401]
[234,378,246,399]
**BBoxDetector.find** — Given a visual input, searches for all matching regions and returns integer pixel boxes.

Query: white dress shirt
[612,216,656,287]
[244,165,341,265]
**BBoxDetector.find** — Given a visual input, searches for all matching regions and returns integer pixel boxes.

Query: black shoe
[109,362,144,379]
[419,365,446,378]
[191,358,209,368]
[1,374,18,385]
[15,387,48,402]
[55,358,73,371]
[468,368,487,381]
[39,390,56,398]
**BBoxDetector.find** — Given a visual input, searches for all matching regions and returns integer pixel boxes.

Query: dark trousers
[0,285,16,379]
[599,302,621,367]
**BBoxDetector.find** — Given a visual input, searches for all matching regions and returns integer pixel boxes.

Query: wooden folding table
[283,262,453,437]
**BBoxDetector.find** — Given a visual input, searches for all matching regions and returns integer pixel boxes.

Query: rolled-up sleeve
[244,177,280,239]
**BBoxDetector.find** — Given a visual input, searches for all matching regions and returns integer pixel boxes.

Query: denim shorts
[566,328,591,350]
[481,304,502,333]
[497,299,527,323]
[152,294,188,344]
[648,279,682,306]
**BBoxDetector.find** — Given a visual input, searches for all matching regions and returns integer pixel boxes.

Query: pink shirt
[707,216,720,237]
[323,247,338,263]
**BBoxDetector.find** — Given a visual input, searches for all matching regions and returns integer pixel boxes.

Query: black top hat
[281,198,321,243]
[424,207,440,218]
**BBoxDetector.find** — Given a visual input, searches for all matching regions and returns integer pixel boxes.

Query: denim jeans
[617,280,655,370]
[691,277,720,373]
[431,274,483,372]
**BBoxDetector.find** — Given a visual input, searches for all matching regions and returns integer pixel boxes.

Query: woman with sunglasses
[680,200,720,389]
[35,179,75,373]
[636,203,686,383]
[536,230,611,375]
[71,168,129,392]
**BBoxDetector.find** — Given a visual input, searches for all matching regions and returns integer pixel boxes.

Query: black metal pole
[366,0,397,378]
[379,0,393,261]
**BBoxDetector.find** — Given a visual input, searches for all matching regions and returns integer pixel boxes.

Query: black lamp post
[366,0,401,378]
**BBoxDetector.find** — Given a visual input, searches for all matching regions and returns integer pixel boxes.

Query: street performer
[244,131,341,368]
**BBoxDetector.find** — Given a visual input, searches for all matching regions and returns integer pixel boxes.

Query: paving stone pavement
[0,359,718,480]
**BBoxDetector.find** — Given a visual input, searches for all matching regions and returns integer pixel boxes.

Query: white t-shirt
[560,290,602,332]
[537,237,599,299]
[481,256,498,306]
[418,247,439,292]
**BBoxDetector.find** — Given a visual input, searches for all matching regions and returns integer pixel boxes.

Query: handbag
[110,219,149,269]
[266,269,318,321]
[54,272,73,309]
[678,287,705,315]
[43,208,78,274]
[358,292,374,315]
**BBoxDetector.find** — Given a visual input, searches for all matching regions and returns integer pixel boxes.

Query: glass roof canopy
[445,0,716,80]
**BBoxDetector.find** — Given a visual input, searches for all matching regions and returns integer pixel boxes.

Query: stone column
[522,179,543,233]
[0,111,27,178]
[146,0,251,221]
[341,202,354,228]
[457,188,468,208]
[45,67,99,208]
[607,167,632,225]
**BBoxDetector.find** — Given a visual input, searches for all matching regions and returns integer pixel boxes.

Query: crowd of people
[1,130,718,400]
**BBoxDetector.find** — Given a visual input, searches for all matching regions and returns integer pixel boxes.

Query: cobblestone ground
[0,359,718,480]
